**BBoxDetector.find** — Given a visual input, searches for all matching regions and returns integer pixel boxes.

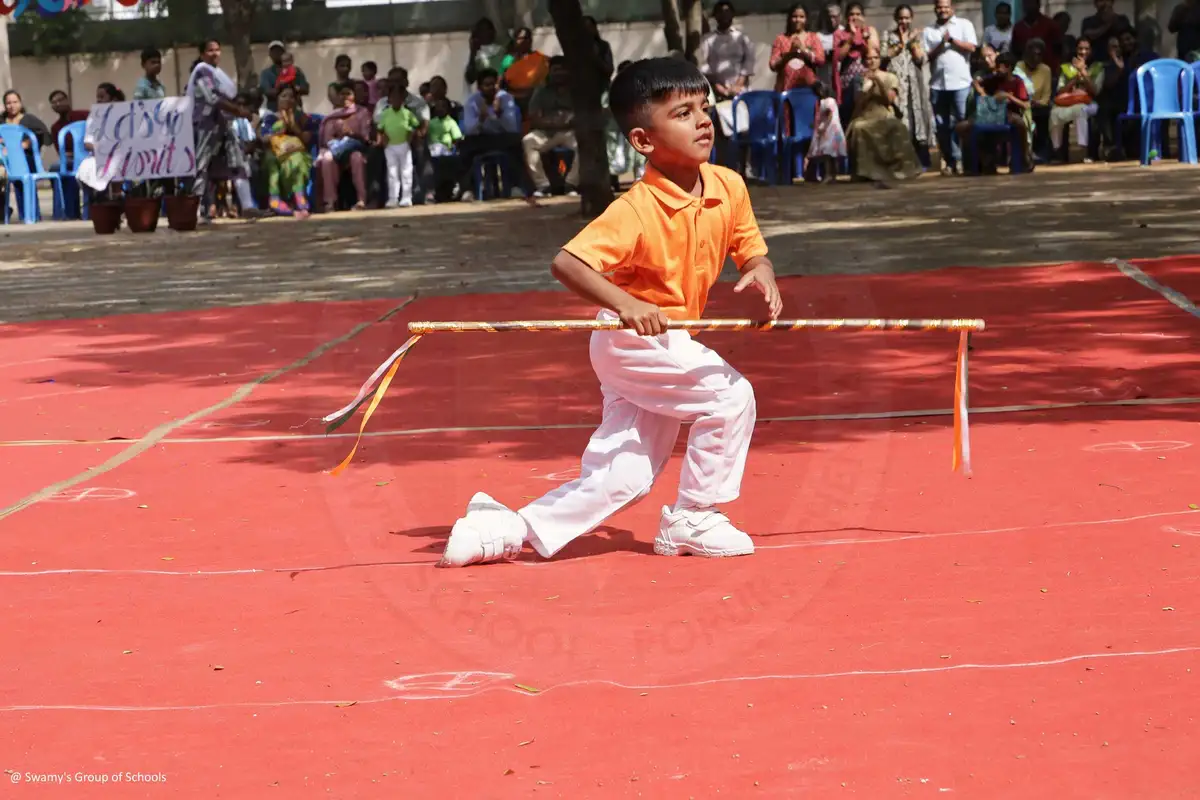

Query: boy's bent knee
[717,378,755,417]
[602,452,657,504]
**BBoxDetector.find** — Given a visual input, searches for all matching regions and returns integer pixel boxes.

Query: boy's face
[339,87,355,108]
[50,92,71,115]
[362,64,376,80]
[144,56,162,78]
[479,75,498,102]
[629,90,713,170]
[336,57,351,77]
[430,77,448,100]
[996,6,1011,26]
[995,62,1012,77]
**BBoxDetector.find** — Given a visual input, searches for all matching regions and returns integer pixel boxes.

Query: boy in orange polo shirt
[440,57,782,567]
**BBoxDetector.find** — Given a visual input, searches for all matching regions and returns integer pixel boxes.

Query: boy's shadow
[390,525,654,561]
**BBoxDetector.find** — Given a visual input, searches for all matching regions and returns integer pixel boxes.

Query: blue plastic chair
[730,90,783,184]
[781,88,818,182]
[966,124,1028,175]
[0,124,64,223]
[1134,59,1196,165]
[56,120,88,220]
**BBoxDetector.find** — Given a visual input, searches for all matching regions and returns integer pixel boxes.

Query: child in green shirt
[376,83,421,208]
[427,98,464,156]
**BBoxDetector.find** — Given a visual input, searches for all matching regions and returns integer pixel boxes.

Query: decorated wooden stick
[408,318,987,333]
[324,318,983,477]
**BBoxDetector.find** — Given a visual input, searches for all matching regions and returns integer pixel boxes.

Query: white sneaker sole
[652,538,754,558]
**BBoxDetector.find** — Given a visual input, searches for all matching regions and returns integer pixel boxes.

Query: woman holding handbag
[1049,39,1103,162]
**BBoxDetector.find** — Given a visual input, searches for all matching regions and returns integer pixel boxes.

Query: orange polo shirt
[562,162,769,321]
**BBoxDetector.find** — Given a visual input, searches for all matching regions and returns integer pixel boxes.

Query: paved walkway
[3,162,1197,323]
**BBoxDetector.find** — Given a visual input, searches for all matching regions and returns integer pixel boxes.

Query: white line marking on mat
[0,296,418,522]
[1109,257,1200,318]
[1084,440,1192,453]
[0,386,110,405]
[3,396,1199,449]
[1,646,1195,712]
[2,510,1195,578]
[44,488,136,503]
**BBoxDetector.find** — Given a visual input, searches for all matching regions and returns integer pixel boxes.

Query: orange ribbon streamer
[952,331,972,477]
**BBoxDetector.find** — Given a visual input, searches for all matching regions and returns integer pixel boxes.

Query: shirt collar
[641,162,724,211]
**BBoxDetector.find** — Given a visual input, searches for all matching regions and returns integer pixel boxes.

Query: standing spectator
[502,27,551,117]
[1012,0,1063,70]
[134,48,167,100]
[1081,0,1133,57]
[361,61,383,106]
[833,2,881,123]
[698,0,756,167]
[1054,13,1077,63]
[1096,30,1156,160]
[328,54,353,108]
[886,4,934,166]
[373,67,430,204]
[459,68,529,199]
[260,41,310,113]
[465,18,509,86]
[377,79,420,208]
[770,3,826,93]
[523,56,579,198]
[923,0,977,176]
[1169,0,1200,60]
[815,2,844,96]
[184,40,257,223]
[48,90,87,156]
[984,2,1014,53]
[426,76,464,121]
[427,98,464,202]
[582,16,615,88]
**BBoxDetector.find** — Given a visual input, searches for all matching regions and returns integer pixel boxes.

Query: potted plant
[162,180,200,231]
[123,180,161,233]
[89,185,122,235]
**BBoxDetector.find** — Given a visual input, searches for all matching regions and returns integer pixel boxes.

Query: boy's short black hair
[609,57,710,134]
[476,68,500,86]
[49,89,67,102]
[713,0,735,13]
[141,47,161,63]
[363,60,378,72]
[995,52,1017,68]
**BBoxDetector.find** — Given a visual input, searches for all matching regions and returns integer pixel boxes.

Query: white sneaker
[384,200,399,209]
[398,198,413,208]
[438,492,526,567]
[654,506,754,558]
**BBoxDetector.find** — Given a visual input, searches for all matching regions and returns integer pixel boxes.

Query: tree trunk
[661,0,684,53]
[683,0,704,64]
[218,0,257,89]
[548,0,614,218]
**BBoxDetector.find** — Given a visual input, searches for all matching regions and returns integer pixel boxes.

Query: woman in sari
[186,39,258,222]
[261,85,313,217]
[846,49,922,185]
[502,27,550,118]
[315,81,372,212]
[885,4,933,165]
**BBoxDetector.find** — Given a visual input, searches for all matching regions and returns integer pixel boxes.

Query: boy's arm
[551,252,669,335]
[728,176,782,319]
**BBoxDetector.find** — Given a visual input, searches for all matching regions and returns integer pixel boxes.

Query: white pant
[519,311,756,558]
[1049,102,1098,150]
[523,129,579,189]
[384,143,413,204]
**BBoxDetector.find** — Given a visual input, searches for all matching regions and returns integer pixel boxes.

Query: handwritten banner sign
[80,97,196,189]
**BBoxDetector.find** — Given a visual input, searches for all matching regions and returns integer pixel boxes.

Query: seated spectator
[956,51,1032,172]
[846,49,920,184]
[134,48,167,100]
[1017,39,1053,158]
[2,90,50,220]
[1049,38,1102,162]
[1011,0,1062,70]
[261,84,313,217]
[458,68,530,199]
[502,27,550,118]
[353,79,373,111]
[315,81,372,211]
[233,88,263,210]
[804,81,846,182]
[96,83,125,103]
[327,54,353,108]
[48,89,88,160]
[427,75,464,122]
[522,56,578,198]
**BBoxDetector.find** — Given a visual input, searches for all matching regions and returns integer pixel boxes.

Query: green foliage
[15,7,90,61]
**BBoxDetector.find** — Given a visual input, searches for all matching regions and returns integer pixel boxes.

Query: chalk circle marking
[382,671,515,699]
[541,466,581,482]
[1163,525,1200,538]
[44,487,136,503]
[1085,441,1192,453]
[199,420,272,430]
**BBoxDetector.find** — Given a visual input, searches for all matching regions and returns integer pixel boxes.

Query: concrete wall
[13,1,1159,132]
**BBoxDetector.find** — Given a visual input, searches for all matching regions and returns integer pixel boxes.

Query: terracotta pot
[124,196,161,234]
[164,194,200,232]
[90,202,122,235]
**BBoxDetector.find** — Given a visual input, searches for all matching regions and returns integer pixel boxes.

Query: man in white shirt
[922,0,978,175]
